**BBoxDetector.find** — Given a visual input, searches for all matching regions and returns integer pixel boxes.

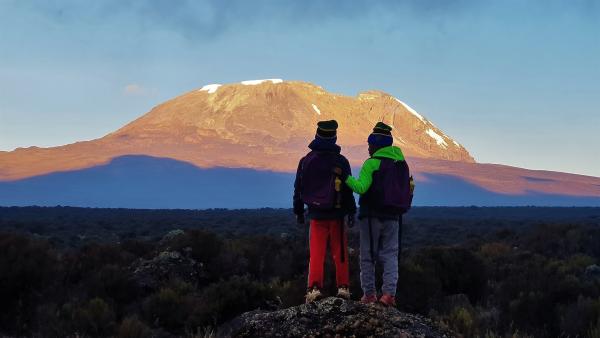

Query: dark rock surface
[130,249,200,291]
[221,297,455,338]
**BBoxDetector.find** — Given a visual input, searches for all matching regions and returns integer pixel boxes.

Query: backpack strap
[372,155,398,163]
[368,213,375,263]
[340,220,345,263]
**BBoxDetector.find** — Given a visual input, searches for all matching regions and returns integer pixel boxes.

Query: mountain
[1,79,599,207]
[0,80,471,181]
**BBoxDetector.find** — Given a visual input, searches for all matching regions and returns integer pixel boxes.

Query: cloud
[6,0,482,40]
[123,84,149,96]
[5,0,597,43]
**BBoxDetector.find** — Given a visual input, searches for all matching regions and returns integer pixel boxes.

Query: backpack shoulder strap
[371,156,393,165]
[372,156,404,162]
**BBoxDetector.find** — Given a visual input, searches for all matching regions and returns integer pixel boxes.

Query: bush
[0,233,58,333]
[559,297,600,337]
[74,298,117,337]
[448,306,476,337]
[397,260,442,314]
[142,285,192,333]
[117,316,152,338]
[1,209,600,338]
[188,276,276,328]
[411,247,487,303]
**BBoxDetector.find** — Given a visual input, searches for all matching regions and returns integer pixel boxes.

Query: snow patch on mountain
[426,129,448,148]
[312,104,321,115]
[199,84,221,94]
[395,98,425,123]
[241,79,283,85]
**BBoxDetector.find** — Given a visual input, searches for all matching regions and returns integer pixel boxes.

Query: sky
[1,0,599,176]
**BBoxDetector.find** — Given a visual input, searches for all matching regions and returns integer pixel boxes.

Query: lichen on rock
[220,297,454,338]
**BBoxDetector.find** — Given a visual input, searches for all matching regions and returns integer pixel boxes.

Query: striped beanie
[316,120,338,139]
[367,122,393,147]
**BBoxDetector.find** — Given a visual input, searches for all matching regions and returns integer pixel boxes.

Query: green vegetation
[0,207,599,337]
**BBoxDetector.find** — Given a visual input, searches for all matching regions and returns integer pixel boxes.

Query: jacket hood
[308,138,341,153]
[372,145,405,161]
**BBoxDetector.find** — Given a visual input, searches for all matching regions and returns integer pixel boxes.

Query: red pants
[308,219,349,289]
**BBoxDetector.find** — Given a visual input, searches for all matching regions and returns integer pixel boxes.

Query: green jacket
[345,145,409,219]
[345,146,405,194]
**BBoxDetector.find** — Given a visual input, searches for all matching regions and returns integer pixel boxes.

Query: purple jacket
[293,139,357,220]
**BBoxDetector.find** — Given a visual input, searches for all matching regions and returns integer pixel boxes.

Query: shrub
[142,286,192,333]
[397,260,442,314]
[74,297,117,337]
[117,316,152,338]
[588,318,600,338]
[411,247,487,303]
[480,242,511,258]
[188,276,276,328]
[0,233,58,333]
[448,306,476,337]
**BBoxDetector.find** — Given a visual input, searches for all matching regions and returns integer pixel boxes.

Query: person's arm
[345,158,380,195]
[293,158,305,217]
[340,157,357,215]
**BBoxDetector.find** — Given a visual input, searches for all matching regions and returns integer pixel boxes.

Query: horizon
[1,1,599,177]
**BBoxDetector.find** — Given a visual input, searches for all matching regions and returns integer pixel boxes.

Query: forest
[1,206,600,337]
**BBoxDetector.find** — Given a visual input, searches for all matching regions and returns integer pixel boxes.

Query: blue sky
[1,0,599,176]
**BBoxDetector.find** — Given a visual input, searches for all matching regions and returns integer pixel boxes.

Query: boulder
[130,250,200,291]
[221,297,454,337]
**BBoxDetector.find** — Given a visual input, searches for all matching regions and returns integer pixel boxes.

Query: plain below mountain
[0,155,599,208]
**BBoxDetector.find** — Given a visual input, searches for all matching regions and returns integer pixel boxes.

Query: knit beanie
[316,120,338,140]
[367,121,393,147]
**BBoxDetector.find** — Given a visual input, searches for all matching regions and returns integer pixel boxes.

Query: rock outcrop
[221,297,454,338]
[130,250,200,291]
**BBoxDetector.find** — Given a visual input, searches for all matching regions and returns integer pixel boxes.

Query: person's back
[293,120,356,302]
[357,145,413,219]
[294,139,355,220]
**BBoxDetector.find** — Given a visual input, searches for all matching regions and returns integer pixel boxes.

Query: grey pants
[359,217,399,296]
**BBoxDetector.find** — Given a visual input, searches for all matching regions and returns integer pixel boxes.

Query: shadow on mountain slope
[1,155,598,208]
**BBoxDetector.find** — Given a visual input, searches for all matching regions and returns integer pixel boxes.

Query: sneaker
[360,294,378,304]
[305,286,322,303]
[337,286,350,299]
[379,294,396,307]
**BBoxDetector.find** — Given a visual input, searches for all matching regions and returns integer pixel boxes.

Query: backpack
[300,151,340,210]
[366,157,413,213]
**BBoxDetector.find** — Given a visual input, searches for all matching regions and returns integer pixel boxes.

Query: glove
[296,214,305,226]
[332,167,349,181]
[346,214,356,228]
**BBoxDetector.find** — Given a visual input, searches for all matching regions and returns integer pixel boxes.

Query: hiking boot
[360,294,378,304]
[379,294,396,307]
[336,286,350,300]
[305,286,322,303]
